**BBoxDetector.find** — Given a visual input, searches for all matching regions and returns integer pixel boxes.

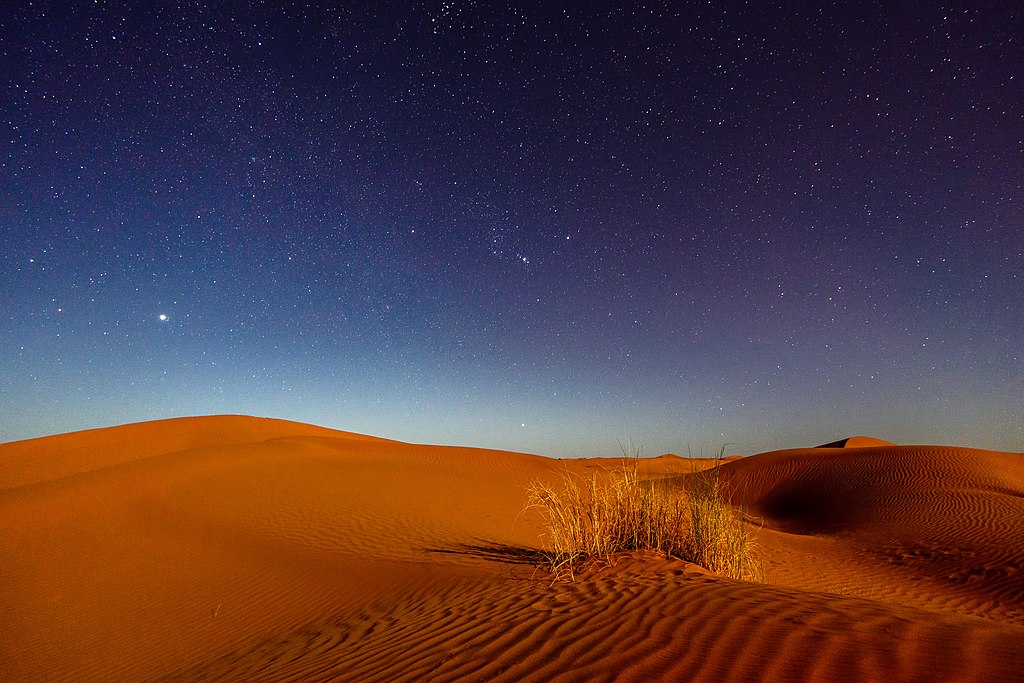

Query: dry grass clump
[525,462,688,580]
[685,464,761,581]
[526,454,760,582]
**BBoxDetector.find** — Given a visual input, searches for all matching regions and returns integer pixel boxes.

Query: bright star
[158,314,168,321]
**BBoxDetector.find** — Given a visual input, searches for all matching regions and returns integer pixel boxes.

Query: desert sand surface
[2,416,1023,681]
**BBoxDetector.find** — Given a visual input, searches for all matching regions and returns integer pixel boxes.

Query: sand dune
[718,444,1024,624]
[0,415,379,490]
[2,416,1022,681]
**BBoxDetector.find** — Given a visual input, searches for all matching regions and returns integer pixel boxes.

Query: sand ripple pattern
[173,563,1024,682]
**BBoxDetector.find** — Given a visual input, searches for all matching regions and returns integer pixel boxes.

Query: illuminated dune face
[2,417,1023,681]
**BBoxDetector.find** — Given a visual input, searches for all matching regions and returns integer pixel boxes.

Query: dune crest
[2,416,1022,681]
[0,414,387,490]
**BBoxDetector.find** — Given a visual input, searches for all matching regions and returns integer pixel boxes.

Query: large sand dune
[2,416,1022,681]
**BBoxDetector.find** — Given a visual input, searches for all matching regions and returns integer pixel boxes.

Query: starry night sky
[2,2,1022,457]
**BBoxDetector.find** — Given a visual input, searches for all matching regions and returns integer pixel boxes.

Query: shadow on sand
[426,542,547,567]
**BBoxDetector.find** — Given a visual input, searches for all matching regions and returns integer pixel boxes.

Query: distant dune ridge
[2,416,1023,681]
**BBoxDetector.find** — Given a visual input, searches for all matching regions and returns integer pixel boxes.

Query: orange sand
[1,416,1022,681]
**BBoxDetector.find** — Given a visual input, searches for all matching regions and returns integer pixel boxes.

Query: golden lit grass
[685,463,761,581]
[526,456,760,581]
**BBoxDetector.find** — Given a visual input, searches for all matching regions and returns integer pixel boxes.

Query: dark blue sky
[2,1,1021,456]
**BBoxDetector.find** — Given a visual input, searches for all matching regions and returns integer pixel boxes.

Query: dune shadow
[426,541,547,566]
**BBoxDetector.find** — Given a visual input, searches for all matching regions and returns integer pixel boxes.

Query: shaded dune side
[0,415,387,490]
[818,436,897,448]
[716,445,1024,622]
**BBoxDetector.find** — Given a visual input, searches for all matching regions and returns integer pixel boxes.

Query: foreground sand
[2,416,1022,681]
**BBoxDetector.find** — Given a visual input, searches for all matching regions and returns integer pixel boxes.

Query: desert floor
[2,416,1023,681]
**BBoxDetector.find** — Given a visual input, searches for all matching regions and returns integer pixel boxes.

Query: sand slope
[718,443,1024,623]
[2,417,1023,681]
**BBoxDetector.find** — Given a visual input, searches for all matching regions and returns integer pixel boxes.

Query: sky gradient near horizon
[2,2,1022,457]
